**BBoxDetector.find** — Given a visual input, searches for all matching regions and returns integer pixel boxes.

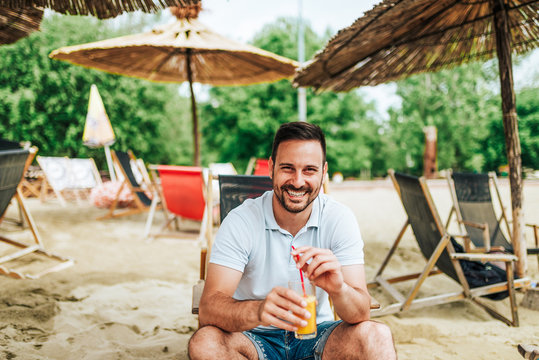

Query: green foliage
[0,13,192,170]
[384,63,502,175]
[1,13,538,179]
[201,17,380,176]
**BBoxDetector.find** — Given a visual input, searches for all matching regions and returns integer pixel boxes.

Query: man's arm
[292,247,371,324]
[329,264,371,323]
[199,263,312,332]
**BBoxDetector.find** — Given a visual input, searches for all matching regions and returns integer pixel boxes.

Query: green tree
[0,13,193,170]
[201,17,380,177]
[384,62,499,175]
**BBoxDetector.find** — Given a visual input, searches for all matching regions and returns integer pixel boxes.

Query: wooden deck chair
[97,150,152,219]
[37,156,101,206]
[368,170,530,326]
[144,165,212,244]
[192,174,272,315]
[0,149,74,279]
[0,139,39,227]
[245,157,270,176]
[445,170,539,267]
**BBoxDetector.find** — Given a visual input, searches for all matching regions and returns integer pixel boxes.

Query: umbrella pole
[186,50,200,167]
[104,145,116,182]
[492,0,526,278]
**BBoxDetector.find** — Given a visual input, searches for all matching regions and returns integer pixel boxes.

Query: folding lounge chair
[144,165,212,244]
[97,150,152,219]
[37,156,102,206]
[0,149,74,279]
[445,170,539,266]
[245,157,270,176]
[368,170,530,326]
[0,139,39,227]
[192,174,272,315]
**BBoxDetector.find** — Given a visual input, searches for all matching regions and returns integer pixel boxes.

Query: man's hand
[291,246,344,295]
[257,286,312,331]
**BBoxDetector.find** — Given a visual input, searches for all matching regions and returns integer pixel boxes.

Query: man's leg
[188,325,258,360]
[321,320,397,360]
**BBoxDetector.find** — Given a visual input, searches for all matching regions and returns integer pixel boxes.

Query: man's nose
[291,171,306,187]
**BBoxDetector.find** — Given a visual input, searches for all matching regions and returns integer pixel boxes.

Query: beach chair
[445,170,539,267]
[144,165,212,244]
[245,157,270,176]
[192,174,272,315]
[37,156,102,206]
[97,150,152,220]
[368,170,530,326]
[0,149,74,279]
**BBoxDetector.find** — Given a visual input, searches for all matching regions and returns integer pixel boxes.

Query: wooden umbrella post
[492,0,526,278]
[186,49,200,167]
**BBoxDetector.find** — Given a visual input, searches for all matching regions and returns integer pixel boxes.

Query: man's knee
[188,325,223,359]
[354,320,393,342]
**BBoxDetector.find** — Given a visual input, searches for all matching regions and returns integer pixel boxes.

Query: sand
[0,178,538,359]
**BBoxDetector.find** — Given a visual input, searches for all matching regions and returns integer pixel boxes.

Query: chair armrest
[459,220,491,252]
[370,299,381,310]
[450,253,517,263]
[526,223,539,247]
[192,279,205,315]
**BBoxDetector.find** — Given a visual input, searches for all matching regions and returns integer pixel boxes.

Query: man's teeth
[288,190,306,196]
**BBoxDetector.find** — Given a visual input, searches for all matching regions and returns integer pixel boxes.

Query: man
[189,122,396,359]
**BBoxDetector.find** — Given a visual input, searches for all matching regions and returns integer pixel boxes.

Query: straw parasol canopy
[0,5,42,44]
[49,6,298,166]
[0,0,200,19]
[294,0,539,277]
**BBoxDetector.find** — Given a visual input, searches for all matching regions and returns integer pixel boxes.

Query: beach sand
[0,178,537,359]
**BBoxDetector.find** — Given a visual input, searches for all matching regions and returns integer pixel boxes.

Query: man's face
[269,139,327,214]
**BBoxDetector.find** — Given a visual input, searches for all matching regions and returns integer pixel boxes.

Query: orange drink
[289,281,317,340]
[296,295,317,339]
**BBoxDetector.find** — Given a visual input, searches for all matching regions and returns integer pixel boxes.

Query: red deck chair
[144,165,212,244]
[253,158,270,176]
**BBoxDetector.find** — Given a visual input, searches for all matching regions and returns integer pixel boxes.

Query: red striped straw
[291,246,307,297]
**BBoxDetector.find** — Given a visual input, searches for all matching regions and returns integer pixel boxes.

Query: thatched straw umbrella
[49,5,298,166]
[0,0,199,19]
[294,0,539,277]
[0,5,42,44]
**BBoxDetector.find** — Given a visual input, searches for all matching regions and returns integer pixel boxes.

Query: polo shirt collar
[263,191,321,231]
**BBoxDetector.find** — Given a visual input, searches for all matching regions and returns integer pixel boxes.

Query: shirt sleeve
[209,211,252,272]
[328,203,364,266]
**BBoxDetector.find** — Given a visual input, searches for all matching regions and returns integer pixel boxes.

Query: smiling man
[188,122,396,360]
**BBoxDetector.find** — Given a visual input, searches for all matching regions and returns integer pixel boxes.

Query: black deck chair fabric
[394,172,460,282]
[395,172,512,300]
[114,150,152,207]
[0,138,22,151]
[218,175,272,222]
[0,149,29,216]
[451,172,539,255]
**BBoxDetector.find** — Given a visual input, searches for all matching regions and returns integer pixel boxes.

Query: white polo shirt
[210,190,364,325]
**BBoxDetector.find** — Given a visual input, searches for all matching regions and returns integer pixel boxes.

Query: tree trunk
[492,0,526,277]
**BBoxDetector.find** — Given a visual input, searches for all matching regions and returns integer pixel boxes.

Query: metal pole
[297,0,307,122]
[104,145,116,181]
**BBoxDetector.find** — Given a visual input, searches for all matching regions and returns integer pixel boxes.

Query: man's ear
[323,161,328,177]
[268,157,274,179]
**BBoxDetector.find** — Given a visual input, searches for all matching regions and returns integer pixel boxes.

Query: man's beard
[274,184,317,214]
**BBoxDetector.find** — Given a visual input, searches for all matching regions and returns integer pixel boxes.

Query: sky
[193,0,401,118]
[178,0,537,119]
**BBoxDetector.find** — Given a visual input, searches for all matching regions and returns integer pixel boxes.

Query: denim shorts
[243,321,341,360]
